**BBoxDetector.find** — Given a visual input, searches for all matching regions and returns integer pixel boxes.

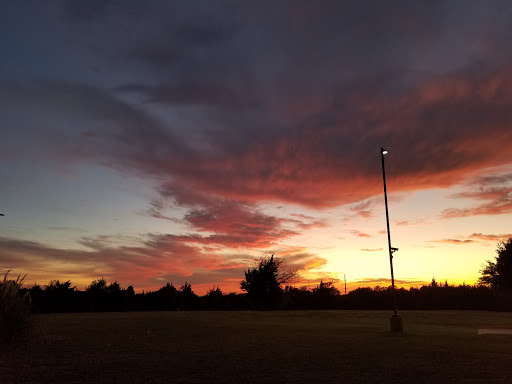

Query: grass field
[2,310,512,383]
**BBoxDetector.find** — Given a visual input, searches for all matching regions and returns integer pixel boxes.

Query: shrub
[0,271,32,343]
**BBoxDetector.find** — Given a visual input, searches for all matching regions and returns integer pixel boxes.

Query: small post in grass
[380,147,403,333]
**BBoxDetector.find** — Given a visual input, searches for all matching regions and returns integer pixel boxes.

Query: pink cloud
[429,232,512,245]
[38,67,510,211]
[469,233,512,242]
[350,230,373,238]
[0,234,328,294]
[429,239,476,245]
[442,169,512,218]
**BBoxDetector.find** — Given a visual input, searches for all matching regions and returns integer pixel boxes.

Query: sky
[1,1,512,295]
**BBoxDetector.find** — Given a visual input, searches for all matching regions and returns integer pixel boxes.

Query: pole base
[390,314,403,333]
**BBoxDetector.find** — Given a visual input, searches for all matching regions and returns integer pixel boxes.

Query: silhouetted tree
[86,278,110,311]
[126,285,135,296]
[87,278,107,293]
[283,286,312,309]
[179,282,198,310]
[152,283,179,310]
[312,280,340,308]
[240,255,296,309]
[44,280,78,312]
[479,238,512,291]
[106,281,122,295]
[203,287,225,309]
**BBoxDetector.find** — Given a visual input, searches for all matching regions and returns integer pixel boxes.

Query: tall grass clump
[0,270,31,343]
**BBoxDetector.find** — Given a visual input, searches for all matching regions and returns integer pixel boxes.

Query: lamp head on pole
[381,148,389,155]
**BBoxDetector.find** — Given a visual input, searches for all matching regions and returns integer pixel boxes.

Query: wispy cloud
[429,239,476,245]
[429,232,512,245]
[469,233,512,242]
[442,169,512,218]
[352,277,429,288]
[350,230,373,238]
[0,234,324,293]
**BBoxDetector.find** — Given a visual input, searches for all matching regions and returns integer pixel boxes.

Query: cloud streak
[0,234,325,294]
[442,169,512,218]
[429,239,476,245]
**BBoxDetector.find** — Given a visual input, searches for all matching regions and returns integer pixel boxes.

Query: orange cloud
[429,239,475,245]
[469,233,512,242]
[350,230,373,238]
[0,233,328,295]
[429,232,512,245]
[39,67,509,212]
[351,277,430,290]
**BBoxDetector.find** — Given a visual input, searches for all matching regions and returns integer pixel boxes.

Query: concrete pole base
[390,314,403,333]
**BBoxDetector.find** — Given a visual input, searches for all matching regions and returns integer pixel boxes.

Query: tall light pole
[381,148,403,333]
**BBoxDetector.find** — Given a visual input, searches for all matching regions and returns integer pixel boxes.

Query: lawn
[2,310,512,383]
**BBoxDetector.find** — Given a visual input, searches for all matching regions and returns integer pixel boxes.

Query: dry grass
[1,310,512,383]
[0,271,31,343]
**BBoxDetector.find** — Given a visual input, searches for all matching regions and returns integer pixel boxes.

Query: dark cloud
[116,83,250,107]
[62,0,129,22]
[108,67,512,208]
[4,2,512,208]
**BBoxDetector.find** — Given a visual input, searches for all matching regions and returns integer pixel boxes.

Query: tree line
[19,276,511,313]
[14,237,512,313]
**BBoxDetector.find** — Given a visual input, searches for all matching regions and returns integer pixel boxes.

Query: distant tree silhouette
[149,282,179,310]
[240,255,296,309]
[203,287,225,309]
[179,282,198,310]
[126,285,135,296]
[19,262,512,312]
[313,280,340,296]
[46,280,75,291]
[87,278,107,293]
[107,281,122,295]
[479,238,512,291]
[312,280,340,308]
[44,280,78,312]
[283,286,312,309]
[86,278,126,311]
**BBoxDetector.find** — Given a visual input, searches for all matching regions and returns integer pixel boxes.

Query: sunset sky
[1,1,512,294]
